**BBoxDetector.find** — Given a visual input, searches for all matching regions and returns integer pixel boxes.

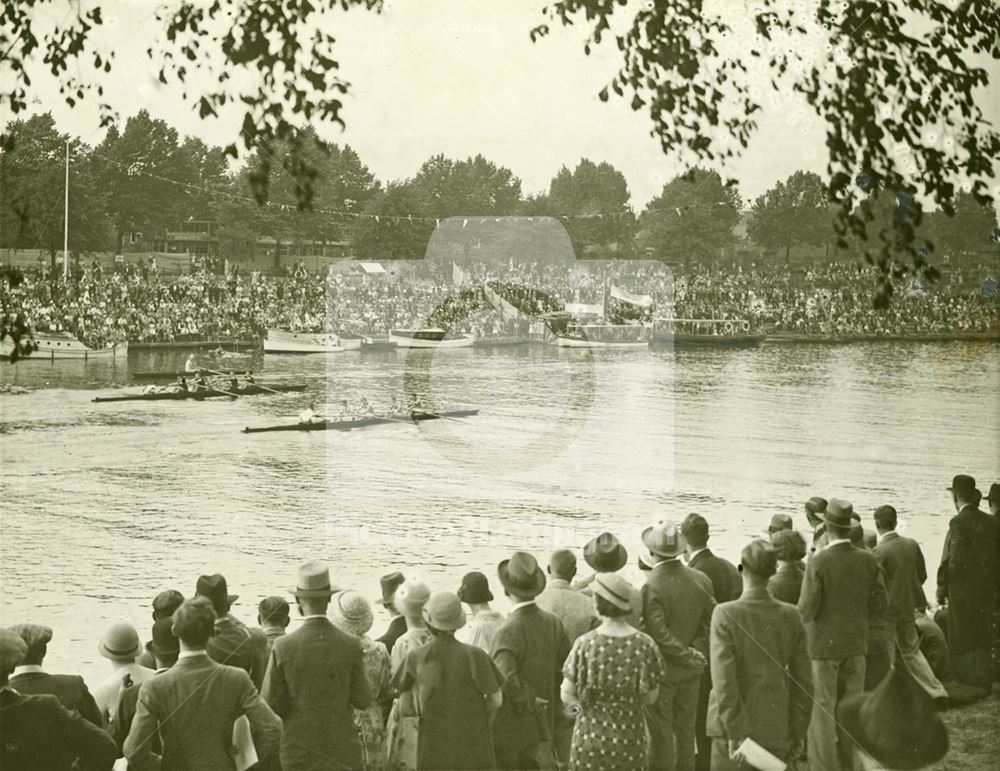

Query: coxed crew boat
[243,408,479,433]
[93,384,306,403]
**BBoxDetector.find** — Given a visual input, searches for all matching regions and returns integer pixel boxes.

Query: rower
[386,395,403,416]
[184,354,197,373]
[230,376,239,392]
[356,397,375,419]
[178,376,189,393]
[298,402,317,424]
[408,395,426,414]
[193,374,208,392]
[245,371,256,385]
[337,399,351,419]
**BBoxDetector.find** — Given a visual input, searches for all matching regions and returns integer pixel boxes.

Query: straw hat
[98,621,143,661]
[330,591,374,637]
[422,592,467,632]
[290,562,337,598]
[642,520,685,558]
[393,578,431,617]
[592,573,634,612]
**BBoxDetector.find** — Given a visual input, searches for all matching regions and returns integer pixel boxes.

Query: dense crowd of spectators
[1,256,996,348]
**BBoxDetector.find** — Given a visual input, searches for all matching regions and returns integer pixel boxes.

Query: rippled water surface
[1,341,998,686]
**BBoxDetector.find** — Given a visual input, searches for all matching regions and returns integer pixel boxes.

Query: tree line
[1,111,996,270]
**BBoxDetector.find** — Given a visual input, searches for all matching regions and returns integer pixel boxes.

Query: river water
[1,341,997,687]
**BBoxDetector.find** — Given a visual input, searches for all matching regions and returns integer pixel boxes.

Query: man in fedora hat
[197,573,269,691]
[572,533,644,629]
[804,496,829,555]
[8,624,103,727]
[936,473,999,688]
[798,498,888,771]
[262,561,370,771]
[872,505,948,703]
[124,597,282,770]
[492,550,570,771]
[641,520,715,771]
[536,549,598,644]
[0,628,119,771]
[375,570,407,657]
[92,620,155,725]
[680,513,740,771]
[706,540,812,771]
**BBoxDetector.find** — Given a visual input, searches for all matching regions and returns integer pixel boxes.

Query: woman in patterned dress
[331,590,392,771]
[560,573,665,771]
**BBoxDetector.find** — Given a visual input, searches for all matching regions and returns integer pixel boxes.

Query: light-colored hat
[291,561,337,598]
[0,629,27,673]
[592,573,634,612]
[98,621,142,661]
[642,520,685,558]
[330,591,374,637]
[422,592,467,632]
[394,578,431,617]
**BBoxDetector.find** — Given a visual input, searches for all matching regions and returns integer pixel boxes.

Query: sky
[11,0,999,210]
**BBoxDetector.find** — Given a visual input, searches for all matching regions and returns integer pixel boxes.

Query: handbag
[386,692,421,771]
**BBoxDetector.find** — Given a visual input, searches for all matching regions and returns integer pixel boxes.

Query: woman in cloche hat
[454,571,504,654]
[560,573,666,771]
[392,592,503,771]
[330,590,391,771]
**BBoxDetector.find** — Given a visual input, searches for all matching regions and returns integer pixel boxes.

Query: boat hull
[244,409,479,433]
[1,334,127,361]
[388,332,475,349]
[650,334,765,349]
[93,384,306,403]
[556,337,648,349]
[264,329,348,354]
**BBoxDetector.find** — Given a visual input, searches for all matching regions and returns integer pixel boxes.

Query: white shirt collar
[510,600,536,612]
[11,665,44,677]
[826,538,851,547]
[178,649,209,659]
[301,614,328,621]
[686,547,709,563]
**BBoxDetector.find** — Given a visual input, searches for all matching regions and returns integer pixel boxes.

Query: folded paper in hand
[736,738,786,771]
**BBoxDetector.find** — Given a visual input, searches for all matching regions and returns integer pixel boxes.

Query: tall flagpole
[63,140,69,281]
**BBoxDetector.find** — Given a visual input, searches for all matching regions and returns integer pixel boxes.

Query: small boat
[649,319,765,348]
[555,324,651,348]
[264,328,356,354]
[360,337,398,352]
[243,408,479,433]
[2,332,127,361]
[129,369,252,382]
[93,384,306,403]
[388,329,475,349]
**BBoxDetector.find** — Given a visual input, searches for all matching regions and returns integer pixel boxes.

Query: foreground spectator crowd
[2,474,997,771]
[2,256,997,349]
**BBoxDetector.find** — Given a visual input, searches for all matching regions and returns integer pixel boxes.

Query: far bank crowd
[2,258,997,349]
[1,474,998,771]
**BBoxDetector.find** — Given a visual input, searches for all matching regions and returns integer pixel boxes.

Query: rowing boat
[243,409,479,433]
[93,384,307,403]
[129,369,253,382]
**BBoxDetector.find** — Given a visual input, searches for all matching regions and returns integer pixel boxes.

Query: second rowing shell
[243,409,480,433]
[93,384,306,403]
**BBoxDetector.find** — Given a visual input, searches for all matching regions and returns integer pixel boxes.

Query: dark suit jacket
[642,559,716,682]
[261,616,370,771]
[874,531,929,622]
[208,614,269,691]
[688,548,741,604]
[706,587,812,747]
[490,603,571,753]
[376,614,407,657]
[936,504,1000,657]
[124,652,281,771]
[0,686,118,771]
[798,541,888,660]
[769,562,804,606]
[8,670,103,727]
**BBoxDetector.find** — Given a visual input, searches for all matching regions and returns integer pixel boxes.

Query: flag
[452,262,466,286]
[610,285,654,307]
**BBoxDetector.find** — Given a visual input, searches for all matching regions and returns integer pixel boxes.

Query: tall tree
[544,159,634,257]
[639,168,741,263]
[351,182,435,261]
[749,171,834,262]
[925,193,999,259]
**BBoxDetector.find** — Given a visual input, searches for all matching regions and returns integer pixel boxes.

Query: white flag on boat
[610,285,654,307]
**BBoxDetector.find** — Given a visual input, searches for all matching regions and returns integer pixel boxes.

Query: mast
[63,140,69,281]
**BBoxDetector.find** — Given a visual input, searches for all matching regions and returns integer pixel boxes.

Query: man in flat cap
[0,628,118,770]
[707,540,812,770]
[937,474,999,688]
[8,623,102,727]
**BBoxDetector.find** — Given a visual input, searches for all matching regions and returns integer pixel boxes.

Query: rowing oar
[413,410,468,424]
[204,368,283,396]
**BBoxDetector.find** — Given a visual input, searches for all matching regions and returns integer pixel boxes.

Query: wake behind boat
[243,408,479,433]
[93,383,306,403]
